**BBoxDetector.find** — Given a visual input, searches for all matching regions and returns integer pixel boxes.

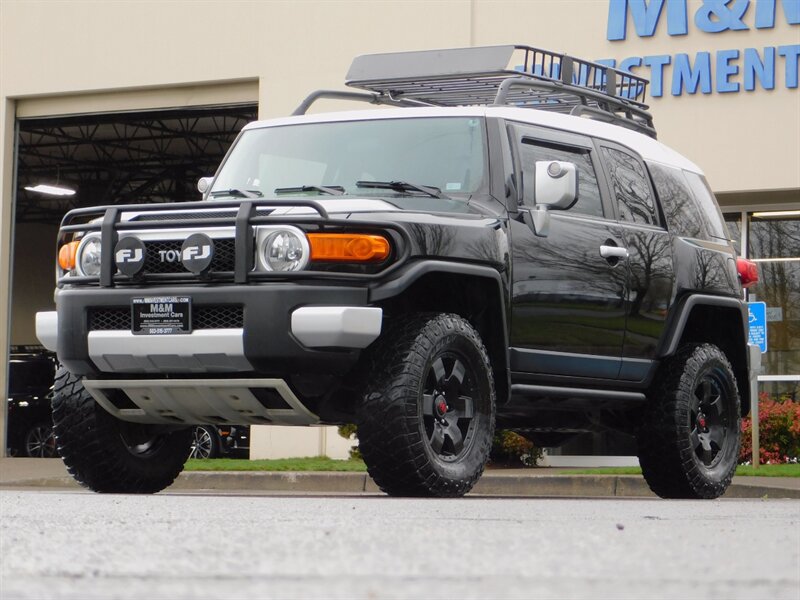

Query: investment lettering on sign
[599,0,800,97]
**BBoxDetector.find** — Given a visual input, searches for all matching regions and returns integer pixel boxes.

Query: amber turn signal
[58,241,80,271]
[307,233,390,262]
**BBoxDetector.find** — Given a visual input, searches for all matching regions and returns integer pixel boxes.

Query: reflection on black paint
[511,215,627,357]
[620,227,673,359]
[602,147,659,226]
[651,163,710,239]
[407,223,456,257]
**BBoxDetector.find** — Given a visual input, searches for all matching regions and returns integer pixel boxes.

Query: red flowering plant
[739,393,800,464]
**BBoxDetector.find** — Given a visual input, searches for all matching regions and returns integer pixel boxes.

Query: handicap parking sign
[748,302,768,354]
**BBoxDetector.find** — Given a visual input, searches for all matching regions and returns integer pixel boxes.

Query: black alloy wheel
[689,369,731,469]
[422,352,478,461]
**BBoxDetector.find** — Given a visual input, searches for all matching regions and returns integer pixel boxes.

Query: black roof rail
[294,45,656,138]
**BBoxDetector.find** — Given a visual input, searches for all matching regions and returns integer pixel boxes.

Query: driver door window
[519,139,605,218]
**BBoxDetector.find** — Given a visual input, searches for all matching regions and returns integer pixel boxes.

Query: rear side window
[649,163,709,239]
[682,171,729,241]
[601,147,660,227]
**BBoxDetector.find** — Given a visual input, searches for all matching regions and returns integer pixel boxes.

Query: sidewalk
[2,458,798,498]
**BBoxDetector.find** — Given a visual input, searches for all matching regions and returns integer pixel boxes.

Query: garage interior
[10,103,258,346]
[5,102,258,456]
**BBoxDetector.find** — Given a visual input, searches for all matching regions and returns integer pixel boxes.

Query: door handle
[599,245,629,260]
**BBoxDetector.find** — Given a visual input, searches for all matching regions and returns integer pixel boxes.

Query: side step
[509,384,647,409]
[82,378,319,426]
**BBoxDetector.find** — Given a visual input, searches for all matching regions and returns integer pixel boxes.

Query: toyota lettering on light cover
[36,45,760,500]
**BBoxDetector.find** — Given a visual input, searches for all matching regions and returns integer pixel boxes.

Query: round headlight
[262,229,308,272]
[77,235,102,277]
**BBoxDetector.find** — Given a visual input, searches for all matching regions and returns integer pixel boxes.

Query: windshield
[209,117,486,200]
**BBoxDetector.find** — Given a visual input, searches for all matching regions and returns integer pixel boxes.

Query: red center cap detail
[699,417,707,428]
[437,400,448,416]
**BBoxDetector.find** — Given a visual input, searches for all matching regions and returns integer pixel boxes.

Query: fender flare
[658,294,748,358]
[369,259,511,397]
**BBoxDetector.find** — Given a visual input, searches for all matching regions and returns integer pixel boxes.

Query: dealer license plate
[132,297,191,335]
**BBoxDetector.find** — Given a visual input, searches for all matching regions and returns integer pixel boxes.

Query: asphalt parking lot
[3,458,800,499]
[1,489,798,600]
[2,458,798,599]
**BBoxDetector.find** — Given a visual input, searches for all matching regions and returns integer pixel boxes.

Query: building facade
[1,0,797,459]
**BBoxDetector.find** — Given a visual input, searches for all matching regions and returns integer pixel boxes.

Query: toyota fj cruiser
[36,45,760,498]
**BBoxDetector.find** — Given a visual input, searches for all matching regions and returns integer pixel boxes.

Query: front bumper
[38,284,382,376]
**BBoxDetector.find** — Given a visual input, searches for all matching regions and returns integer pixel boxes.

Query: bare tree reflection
[407,223,455,256]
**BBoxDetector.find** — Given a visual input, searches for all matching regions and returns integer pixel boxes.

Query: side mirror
[534,161,577,209]
[197,177,214,195]
[523,161,578,237]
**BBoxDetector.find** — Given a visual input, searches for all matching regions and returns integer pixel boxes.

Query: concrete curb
[3,470,798,498]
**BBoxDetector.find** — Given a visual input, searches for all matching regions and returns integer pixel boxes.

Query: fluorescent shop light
[24,184,76,196]
[751,210,800,219]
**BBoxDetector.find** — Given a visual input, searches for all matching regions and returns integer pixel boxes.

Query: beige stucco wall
[254,426,354,460]
[0,0,797,458]
[2,1,797,190]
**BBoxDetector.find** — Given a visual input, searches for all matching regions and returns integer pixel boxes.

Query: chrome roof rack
[294,45,656,138]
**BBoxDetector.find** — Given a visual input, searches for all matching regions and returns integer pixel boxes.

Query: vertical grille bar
[100,208,119,287]
[235,201,254,284]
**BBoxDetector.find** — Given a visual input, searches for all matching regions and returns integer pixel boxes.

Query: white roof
[242,105,703,175]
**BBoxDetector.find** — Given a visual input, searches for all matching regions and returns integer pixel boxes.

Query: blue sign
[602,0,800,97]
[748,301,768,354]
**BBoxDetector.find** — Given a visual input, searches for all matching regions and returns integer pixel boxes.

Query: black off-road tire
[637,343,741,499]
[357,313,496,497]
[51,367,193,493]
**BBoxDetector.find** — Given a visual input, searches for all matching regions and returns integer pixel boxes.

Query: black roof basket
[294,45,656,138]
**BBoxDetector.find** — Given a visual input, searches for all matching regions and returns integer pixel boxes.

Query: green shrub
[490,430,542,467]
[337,424,361,460]
[740,393,800,464]
[339,425,542,467]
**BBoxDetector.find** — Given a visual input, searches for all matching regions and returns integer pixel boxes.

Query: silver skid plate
[82,378,319,426]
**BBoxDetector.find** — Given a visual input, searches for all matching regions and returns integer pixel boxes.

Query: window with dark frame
[601,146,660,227]
[518,139,604,218]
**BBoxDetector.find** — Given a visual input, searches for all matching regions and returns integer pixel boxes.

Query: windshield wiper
[209,189,263,199]
[356,180,442,199]
[274,185,345,196]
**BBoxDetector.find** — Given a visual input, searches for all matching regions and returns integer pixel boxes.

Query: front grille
[140,238,236,275]
[194,305,244,329]
[88,305,244,331]
[89,308,129,331]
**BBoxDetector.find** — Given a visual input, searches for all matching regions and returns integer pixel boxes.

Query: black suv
[6,347,57,458]
[36,45,759,498]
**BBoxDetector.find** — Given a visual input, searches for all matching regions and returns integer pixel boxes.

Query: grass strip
[566,464,799,478]
[184,459,798,477]
[184,456,367,472]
